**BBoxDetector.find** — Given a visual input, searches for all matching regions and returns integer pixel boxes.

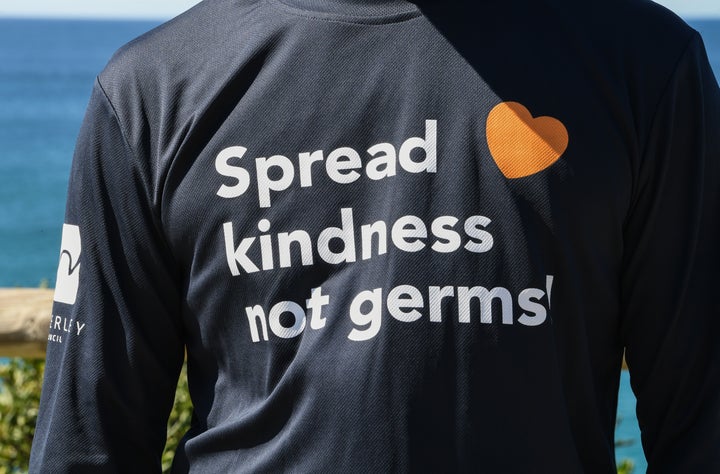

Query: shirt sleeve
[620,32,720,471]
[29,79,185,473]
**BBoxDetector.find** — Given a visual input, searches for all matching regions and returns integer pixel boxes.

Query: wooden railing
[0,288,53,358]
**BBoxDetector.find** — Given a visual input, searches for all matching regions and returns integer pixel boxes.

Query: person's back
[30,0,720,472]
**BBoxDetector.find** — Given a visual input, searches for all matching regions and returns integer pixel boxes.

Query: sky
[0,0,718,20]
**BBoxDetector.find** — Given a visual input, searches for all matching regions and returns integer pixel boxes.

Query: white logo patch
[54,224,81,305]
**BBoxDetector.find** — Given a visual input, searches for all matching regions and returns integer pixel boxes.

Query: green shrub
[0,359,42,474]
[0,359,192,473]
[163,363,192,472]
[617,459,635,474]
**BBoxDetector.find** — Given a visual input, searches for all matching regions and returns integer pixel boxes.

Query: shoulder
[552,0,697,57]
[97,0,266,104]
[548,0,703,137]
[93,0,271,163]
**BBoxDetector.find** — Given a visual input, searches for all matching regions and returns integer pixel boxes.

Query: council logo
[54,224,81,305]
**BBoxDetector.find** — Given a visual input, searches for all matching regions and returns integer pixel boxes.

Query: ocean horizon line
[0,15,168,22]
[1,12,719,22]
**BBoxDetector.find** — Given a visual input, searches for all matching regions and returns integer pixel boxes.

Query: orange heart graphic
[486,101,568,179]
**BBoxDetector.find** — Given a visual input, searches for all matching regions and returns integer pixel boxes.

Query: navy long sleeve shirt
[30,0,720,472]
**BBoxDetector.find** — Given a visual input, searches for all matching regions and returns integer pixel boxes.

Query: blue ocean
[1,17,719,473]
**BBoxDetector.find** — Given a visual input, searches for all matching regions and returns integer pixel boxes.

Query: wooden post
[0,288,53,358]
